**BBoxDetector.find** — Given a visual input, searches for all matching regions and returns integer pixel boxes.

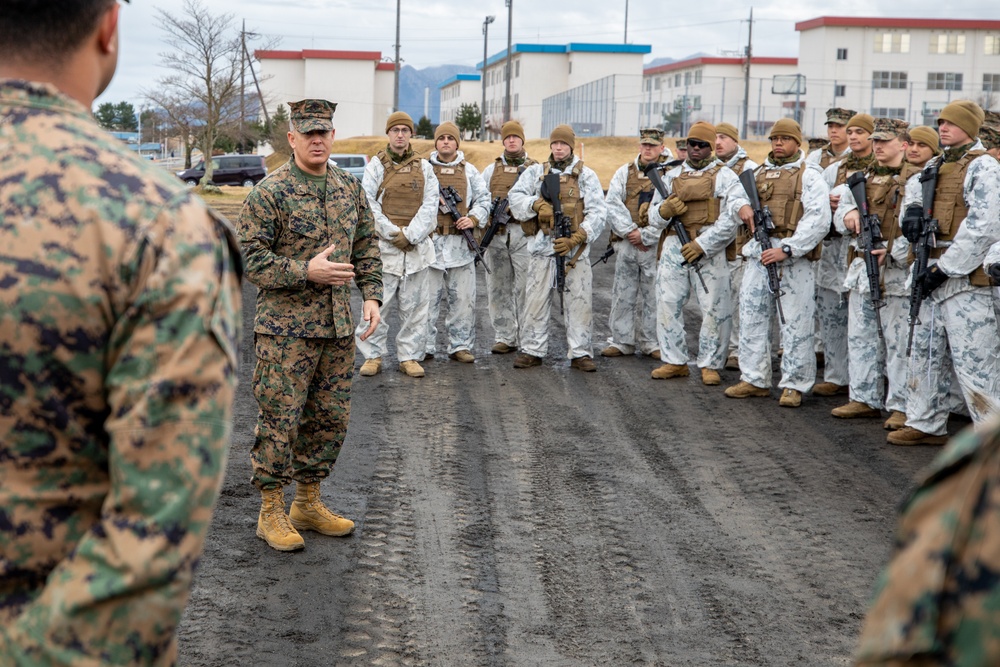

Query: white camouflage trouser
[882,295,910,414]
[520,252,593,359]
[728,258,744,357]
[607,240,658,355]
[846,290,887,409]
[905,288,1000,435]
[656,235,732,370]
[426,263,477,356]
[484,225,530,348]
[355,269,429,364]
[739,254,817,392]
[817,286,850,386]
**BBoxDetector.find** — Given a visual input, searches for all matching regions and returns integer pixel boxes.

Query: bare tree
[144,90,201,168]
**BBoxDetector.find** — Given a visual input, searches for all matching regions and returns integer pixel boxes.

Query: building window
[514,94,518,111]
[872,71,908,90]
[684,71,691,85]
[653,101,660,114]
[874,33,910,53]
[694,70,703,84]
[675,74,681,87]
[692,95,702,110]
[834,84,846,97]
[928,72,963,91]
[984,74,1000,92]
[871,107,906,118]
[654,78,661,90]
[987,36,1000,55]
[836,48,848,60]
[930,34,966,55]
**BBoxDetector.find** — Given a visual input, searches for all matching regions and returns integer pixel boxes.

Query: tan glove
[389,227,412,251]
[658,195,688,220]
[637,201,650,227]
[532,199,554,226]
[680,240,704,264]
[553,229,587,256]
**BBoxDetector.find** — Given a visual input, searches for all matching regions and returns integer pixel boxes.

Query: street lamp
[481,15,495,141]
[504,0,513,122]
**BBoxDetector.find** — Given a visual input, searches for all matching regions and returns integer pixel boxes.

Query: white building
[642,57,800,139]
[255,49,396,140]
[438,73,482,134]
[477,43,651,140]
[795,17,1000,136]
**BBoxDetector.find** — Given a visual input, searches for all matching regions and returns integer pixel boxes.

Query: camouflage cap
[807,137,827,150]
[639,127,665,145]
[871,117,909,141]
[288,99,336,133]
[825,107,856,126]
[675,138,688,149]
[984,110,1000,131]
[982,110,1000,149]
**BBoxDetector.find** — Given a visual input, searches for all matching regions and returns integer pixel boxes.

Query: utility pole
[481,15,495,140]
[624,0,629,43]
[393,0,401,112]
[741,7,753,139]
[504,0,513,122]
[240,19,245,153]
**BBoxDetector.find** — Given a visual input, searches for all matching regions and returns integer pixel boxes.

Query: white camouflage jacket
[722,146,759,174]
[428,150,490,269]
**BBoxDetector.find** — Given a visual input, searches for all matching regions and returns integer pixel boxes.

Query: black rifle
[591,243,614,267]
[643,163,709,294]
[477,196,510,264]
[737,169,786,324]
[846,171,886,340]
[439,185,491,274]
[905,162,940,356]
[541,172,573,314]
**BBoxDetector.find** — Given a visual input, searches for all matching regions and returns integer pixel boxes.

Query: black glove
[988,263,1000,286]
[901,204,924,243]
[917,264,948,298]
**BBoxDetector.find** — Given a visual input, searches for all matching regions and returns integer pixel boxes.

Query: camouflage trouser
[252,334,354,490]
[905,288,1000,436]
[739,255,817,392]
[817,286,850,386]
[847,290,887,409]
[606,240,658,355]
[355,269,429,363]
[520,252,593,359]
[426,263,477,356]
[883,295,910,414]
[728,259,745,357]
[656,235,732,369]
[484,225,530,348]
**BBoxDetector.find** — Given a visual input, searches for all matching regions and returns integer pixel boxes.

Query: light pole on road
[481,15,495,141]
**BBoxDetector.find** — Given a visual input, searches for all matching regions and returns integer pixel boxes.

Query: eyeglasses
[388,127,412,135]
[686,140,711,149]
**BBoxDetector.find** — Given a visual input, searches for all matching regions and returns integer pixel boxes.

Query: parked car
[177,154,267,187]
[328,154,369,180]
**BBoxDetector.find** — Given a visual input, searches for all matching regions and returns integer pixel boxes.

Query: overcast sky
[99,0,1000,107]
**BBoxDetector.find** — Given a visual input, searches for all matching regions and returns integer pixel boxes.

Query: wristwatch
[781,244,792,257]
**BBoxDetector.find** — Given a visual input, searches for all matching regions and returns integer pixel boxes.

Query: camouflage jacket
[238,160,383,338]
[0,79,242,665]
[856,416,1000,666]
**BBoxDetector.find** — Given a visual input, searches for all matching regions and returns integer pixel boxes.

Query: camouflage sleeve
[0,195,240,665]
[349,177,384,305]
[937,156,1000,277]
[578,166,607,243]
[605,164,637,237]
[237,182,310,290]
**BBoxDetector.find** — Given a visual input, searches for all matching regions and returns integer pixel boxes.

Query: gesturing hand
[307,244,355,286]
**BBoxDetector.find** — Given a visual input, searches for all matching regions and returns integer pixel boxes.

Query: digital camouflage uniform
[722,147,759,359]
[643,159,749,371]
[856,416,1000,665]
[738,151,831,392]
[894,140,1000,435]
[356,149,438,363]
[508,155,608,360]
[482,154,537,350]
[238,159,383,490]
[426,150,490,357]
[0,79,242,664]
[604,153,670,356]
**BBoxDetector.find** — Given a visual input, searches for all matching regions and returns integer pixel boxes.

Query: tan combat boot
[701,368,721,386]
[779,388,802,407]
[887,427,948,446]
[491,342,515,354]
[724,381,770,398]
[648,350,661,360]
[257,487,305,552]
[651,363,689,379]
[883,411,907,431]
[399,360,425,377]
[724,354,739,370]
[831,401,882,419]
[813,382,848,396]
[513,353,543,368]
[289,481,355,537]
[449,350,475,363]
[359,357,382,376]
[571,356,597,372]
[600,345,624,357]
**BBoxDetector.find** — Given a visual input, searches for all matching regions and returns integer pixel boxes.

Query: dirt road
[179,235,949,666]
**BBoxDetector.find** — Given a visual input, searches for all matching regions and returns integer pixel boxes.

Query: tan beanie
[385,111,415,134]
[716,122,739,142]
[435,121,461,146]
[937,99,985,140]
[907,125,941,155]
[846,113,875,135]
[687,121,716,145]
[768,118,803,145]
[550,124,576,148]
[502,120,525,142]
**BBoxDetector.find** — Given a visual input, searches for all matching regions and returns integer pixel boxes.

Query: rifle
[477,196,509,265]
[541,172,573,314]
[737,169,786,324]
[905,162,940,356]
[439,185,491,274]
[591,242,614,267]
[846,171,885,340]
[643,162,709,294]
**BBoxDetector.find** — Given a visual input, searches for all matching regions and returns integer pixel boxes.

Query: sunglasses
[686,139,711,149]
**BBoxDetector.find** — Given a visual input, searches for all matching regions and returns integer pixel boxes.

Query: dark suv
[177,154,267,187]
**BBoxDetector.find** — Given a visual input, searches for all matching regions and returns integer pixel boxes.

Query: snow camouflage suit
[603,155,665,356]
[481,154,538,350]
[426,150,490,356]
[0,79,242,664]
[356,149,439,363]
[722,148,759,359]
[856,416,1000,666]
[893,140,1000,435]
[643,159,750,370]
[508,155,608,360]
[237,160,383,490]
